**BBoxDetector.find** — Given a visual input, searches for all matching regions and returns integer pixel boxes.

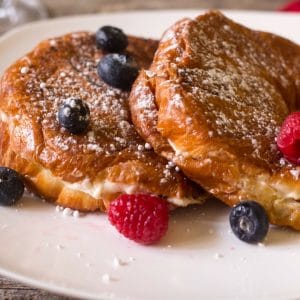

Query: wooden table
[0,0,289,298]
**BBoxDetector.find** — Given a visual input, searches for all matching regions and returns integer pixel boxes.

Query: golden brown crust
[129,11,300,229]
[0,31,206,211]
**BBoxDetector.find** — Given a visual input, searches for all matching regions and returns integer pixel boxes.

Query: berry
[58,98,90,134]
[229,201,269,244]
[108,194,169,245]
[0,167,24,206]
[277,112,300,164]
[97,54,139,90]
[96,26,128,52]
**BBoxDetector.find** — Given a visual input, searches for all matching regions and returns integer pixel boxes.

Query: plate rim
[0,8,299,44]
[0,9,299,299]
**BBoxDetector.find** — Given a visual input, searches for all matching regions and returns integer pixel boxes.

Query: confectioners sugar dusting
[13,32,179,186]
[17,33,153,158]
[155,13,295,167]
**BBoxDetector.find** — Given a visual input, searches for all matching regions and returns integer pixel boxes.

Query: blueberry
[96,26,128,52]
[97,54,139,90]
[58,98,90,134]
[0,167,24,206]
[229,201,269,244]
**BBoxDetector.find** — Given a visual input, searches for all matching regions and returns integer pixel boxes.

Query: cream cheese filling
[167,133,300,203]
[62,177,138,199]
[63,177,202,206]
[46,168,202,206]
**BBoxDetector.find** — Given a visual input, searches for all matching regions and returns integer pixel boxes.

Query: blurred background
[43,0,290,15]
[0,0,297,35]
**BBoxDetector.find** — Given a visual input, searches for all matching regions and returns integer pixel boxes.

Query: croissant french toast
[129,11,300,229]
[0,31,206,211]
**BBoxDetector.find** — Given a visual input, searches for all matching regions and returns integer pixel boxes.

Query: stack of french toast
[0,10,300,241]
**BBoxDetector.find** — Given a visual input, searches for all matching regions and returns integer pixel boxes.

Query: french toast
[0,32,206,211]
[129,11,300,229]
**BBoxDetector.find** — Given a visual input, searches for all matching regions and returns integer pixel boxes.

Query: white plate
[0,10,300,300]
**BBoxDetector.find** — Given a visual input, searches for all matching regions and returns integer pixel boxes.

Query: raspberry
[277,112,300,164]
[108,194,169,245]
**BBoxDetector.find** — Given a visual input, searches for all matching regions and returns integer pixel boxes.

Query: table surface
[0,0,290,299]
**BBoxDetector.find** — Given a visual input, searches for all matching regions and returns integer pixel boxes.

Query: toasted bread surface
[129,11,300,228]
[0,32,206,211]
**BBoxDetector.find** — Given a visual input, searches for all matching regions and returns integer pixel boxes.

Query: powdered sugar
[56,206,81,218]
[39,82,46,89]
[134,81,158,122]
[144,142,152,149]
[151,13,292,167]
[20,66,29,74]
[19,33,147,158]
[12,32,180,196]
[290,169,300,180]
